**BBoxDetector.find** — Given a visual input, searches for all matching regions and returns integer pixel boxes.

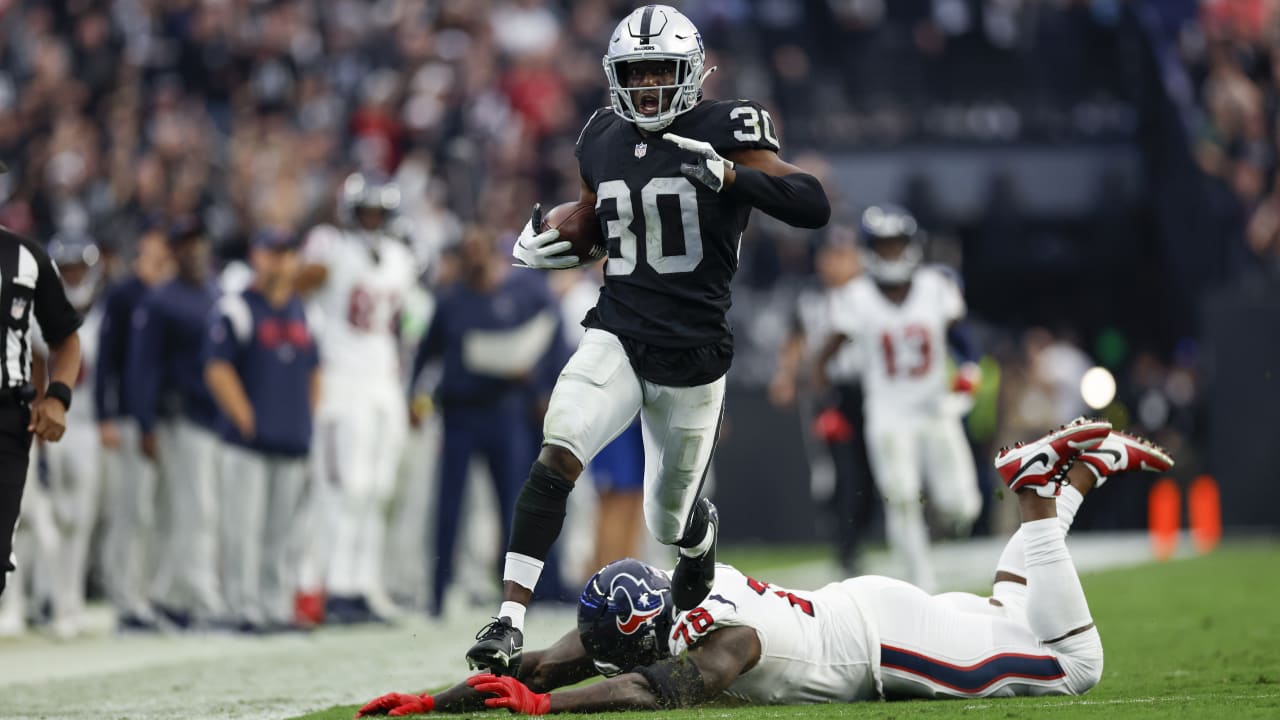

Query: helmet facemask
[859,204,923,286]
[341,172,401,234]
[604,56,707,132]
[602,5,712,132]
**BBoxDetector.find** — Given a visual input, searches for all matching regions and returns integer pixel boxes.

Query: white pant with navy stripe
[542,329,724,545]
[846,503,1103,700]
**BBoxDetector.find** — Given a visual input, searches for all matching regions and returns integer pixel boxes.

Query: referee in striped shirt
[0,213,83,598]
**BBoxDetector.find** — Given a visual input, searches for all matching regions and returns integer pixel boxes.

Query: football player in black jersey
[469,4,831,676]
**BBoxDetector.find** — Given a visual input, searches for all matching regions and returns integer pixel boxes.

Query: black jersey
[576,99,781,386]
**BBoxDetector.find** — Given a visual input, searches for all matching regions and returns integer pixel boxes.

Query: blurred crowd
[0,0,1226,638]
[1178,0,1280,274]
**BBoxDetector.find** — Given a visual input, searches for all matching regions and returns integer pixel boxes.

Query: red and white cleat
[1078,431,1174,487]
[994,418,1113,497]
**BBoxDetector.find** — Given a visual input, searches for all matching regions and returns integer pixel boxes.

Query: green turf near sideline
[292,542,1280,720]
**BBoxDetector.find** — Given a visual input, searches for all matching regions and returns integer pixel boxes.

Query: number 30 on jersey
[596,177,704,276]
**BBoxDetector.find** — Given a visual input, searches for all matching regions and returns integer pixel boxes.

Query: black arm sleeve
[729,166,831,229]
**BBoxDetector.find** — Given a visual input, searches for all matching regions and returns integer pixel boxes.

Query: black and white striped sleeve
[30,240,81,345]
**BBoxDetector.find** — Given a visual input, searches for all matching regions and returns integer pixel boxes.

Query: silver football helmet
[603,5,714,132]
[47,231,103,310]
[859,204,923,285]
[340,171,401,231]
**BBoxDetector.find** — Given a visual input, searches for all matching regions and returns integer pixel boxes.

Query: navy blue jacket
[95,276,149,421]
[128,278,221,433]
[413,270,565,410]
[205,288,318,457]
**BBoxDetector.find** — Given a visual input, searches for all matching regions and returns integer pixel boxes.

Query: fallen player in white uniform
[358,418,1172,714]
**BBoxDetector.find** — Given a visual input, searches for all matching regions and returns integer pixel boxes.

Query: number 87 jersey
[575,99,780,352]
[669,564,880,704]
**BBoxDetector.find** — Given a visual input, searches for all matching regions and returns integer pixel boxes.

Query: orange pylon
[1148,477,1181,560]
[1188,475,1222,555]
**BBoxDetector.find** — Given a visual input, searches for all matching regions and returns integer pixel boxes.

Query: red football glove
[812,407,854,444]
[952,362,981,395]
[467,673,551,715]
[355,692,434,717]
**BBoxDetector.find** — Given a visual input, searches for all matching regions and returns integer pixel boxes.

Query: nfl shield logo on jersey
[634,142,647,159]
[9,296,26,320]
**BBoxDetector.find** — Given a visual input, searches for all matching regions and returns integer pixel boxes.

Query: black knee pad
[509,462,576,560]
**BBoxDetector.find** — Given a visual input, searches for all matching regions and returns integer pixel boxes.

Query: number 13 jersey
[574,99,780,384]
[668,564,880,704]
[828,268,966,419]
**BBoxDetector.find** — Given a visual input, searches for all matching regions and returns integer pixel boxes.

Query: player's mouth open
[638,92,660,115]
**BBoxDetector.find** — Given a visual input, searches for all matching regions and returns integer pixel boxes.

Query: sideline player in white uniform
[817,204,983,591]
[298,171,418,622]
[358,420,1173,715]
[39,233,105,637]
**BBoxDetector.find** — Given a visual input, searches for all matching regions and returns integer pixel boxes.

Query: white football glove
[512,204,578,270]
[662,133,734,192]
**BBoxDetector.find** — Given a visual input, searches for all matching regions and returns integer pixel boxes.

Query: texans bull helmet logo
[609,572,669,635]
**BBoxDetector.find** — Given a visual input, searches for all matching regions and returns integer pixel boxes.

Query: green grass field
[294,542,1280,720]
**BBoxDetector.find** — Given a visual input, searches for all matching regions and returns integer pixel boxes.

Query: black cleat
[466,617,524,677]
[672,499,719,611]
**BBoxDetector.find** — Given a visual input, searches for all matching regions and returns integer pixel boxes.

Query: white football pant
[543,329,724,546]
[864,412,981,591]
[311,374,407,599]
[849,489,1101,698]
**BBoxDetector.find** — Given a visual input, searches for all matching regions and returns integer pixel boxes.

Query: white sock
[499,601,527,631]
[1057,485,1084,535]
[1022,517,1093,642]
[677,525,714,558]
[503,552,544,591]
[996,485,1087,581]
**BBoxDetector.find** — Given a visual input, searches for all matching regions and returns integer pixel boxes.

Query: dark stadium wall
[1203,282,1280,531]
[711,387,821,544]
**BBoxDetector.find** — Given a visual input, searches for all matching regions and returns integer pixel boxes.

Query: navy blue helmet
[858,203,923,285]
[577,558,675,676]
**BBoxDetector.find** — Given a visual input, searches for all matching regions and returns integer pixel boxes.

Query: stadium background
[0,0,1278,693]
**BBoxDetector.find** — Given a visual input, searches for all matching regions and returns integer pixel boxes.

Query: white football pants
[849,486,1102,699]
[864,412,981,591]
[310,374,407,598]
[543,329,724,546]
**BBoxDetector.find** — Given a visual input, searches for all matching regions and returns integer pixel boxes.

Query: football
[540,201,607,265]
